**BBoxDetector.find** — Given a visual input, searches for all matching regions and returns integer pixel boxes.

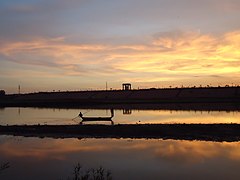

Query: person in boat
[79,112,83,118]
[111,109,114,117]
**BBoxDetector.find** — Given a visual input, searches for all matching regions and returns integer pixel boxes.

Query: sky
[0,0,239,93]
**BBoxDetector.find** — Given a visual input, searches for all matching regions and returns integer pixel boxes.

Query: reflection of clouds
[129,110,240,124]
[154,141,218,164]
[1,138,240,165]
[154,141,240,164]
[1,138,240,180]
[0,138,113,160]
[0,138,149,160]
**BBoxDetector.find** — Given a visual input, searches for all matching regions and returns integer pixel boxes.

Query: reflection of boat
[79,109,114,125]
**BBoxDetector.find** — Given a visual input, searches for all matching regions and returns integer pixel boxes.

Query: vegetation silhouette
[65,163,112,180]
[0,162,10,173]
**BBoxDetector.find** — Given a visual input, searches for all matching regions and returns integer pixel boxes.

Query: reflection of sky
[0,137,240,179]
[0,0,240,93]
[0,108,239,125]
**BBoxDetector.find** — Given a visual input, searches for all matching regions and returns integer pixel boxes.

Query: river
[0,107,240,179]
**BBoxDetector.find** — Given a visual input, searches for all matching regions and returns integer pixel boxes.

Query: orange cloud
[0,30,239,89]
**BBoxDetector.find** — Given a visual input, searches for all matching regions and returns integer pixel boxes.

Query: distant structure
[123,109,132,114]
[122,83,132,90]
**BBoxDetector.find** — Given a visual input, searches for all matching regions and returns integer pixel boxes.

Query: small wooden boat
[79,109,114,125]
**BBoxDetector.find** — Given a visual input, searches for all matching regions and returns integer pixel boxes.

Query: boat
[79,109,114,125]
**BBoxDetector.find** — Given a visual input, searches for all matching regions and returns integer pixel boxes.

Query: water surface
[0,107,239,125]
[1,108,240,179]
[0,137,240,180]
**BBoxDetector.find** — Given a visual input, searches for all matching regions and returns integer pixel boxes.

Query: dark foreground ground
[1,87,239,107]
[1,124,240,142]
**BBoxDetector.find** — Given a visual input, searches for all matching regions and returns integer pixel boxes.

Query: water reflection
[123,109,132,115]
[1,107,240,179]
[0,137,240,179]
[79,109,114,125]
[69,163,112,180]
[0,107,239,125]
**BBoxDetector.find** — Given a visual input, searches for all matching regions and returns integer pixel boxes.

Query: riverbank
[0,87,239,108]
[1,124,240,142]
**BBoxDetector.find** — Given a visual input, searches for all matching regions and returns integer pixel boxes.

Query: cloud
[217,0,240,12]
[0,0,239,92]
[1,0,240,43]
[0,37,132,77]
[0,30,239,90]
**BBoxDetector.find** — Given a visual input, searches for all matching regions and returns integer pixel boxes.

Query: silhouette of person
[79,112,83,118]
[111,109,114,117]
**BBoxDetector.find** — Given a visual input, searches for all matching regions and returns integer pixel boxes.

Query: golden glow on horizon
[0,30,239,91]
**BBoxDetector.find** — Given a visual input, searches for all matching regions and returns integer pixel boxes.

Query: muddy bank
[1,124,240,142]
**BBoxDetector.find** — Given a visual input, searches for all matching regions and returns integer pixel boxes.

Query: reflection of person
[79,112,83,118]
[111,109,114,117]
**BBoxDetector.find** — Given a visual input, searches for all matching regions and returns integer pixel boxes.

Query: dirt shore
[1,124,240,142]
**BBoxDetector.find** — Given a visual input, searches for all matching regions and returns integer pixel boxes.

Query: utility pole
[18,85,20,94]
[106,82,108,91]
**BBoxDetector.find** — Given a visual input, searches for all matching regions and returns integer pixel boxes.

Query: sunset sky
[0,0,239,93]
